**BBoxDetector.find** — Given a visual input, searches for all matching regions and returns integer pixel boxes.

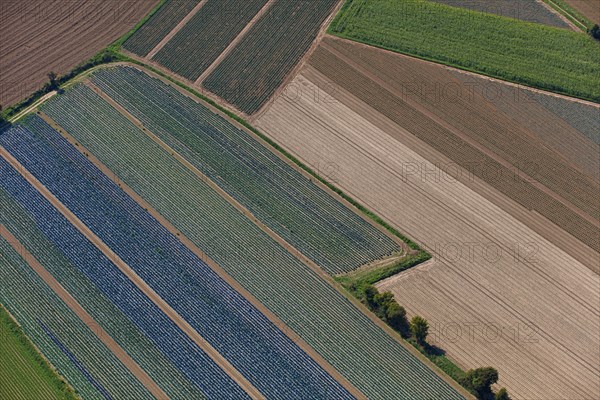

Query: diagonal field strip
[79,78,469,397]
[194,0,276,85]
[0,147,265,400]
[0,225,170,400]
[146,0,209,60]
[38,103,369,400]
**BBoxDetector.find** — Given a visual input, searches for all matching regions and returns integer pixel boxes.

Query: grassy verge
[543,0,594,30]
[329,0,600,103]
[0,305,77,400]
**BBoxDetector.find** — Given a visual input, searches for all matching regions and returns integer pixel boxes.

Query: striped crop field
[203,0,340,114]
[35,66,466,400]
[153,0,269,81]
[0,116,354,399]
[0,305,76,400]
[123,0,202,57]
[90,66,401,275]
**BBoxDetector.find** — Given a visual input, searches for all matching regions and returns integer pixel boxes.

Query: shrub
[590,24,600,41]
[495,387,511,400]
[409,315,429,344]
[460,367,499,398]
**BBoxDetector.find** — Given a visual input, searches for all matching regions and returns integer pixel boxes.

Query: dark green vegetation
[330,0,600,102]
[0,305,76,400]
[203,0,339,114]
[122,0,198,56]
[153,0,269,80]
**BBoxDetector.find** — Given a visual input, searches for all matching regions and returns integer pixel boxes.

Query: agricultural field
[329,0,600,102]
[122,0,201,57]
[88,65,401,275]
[152,0,269,81]
[0,305,76,400]
[254,37,600,399]
[0,0,158,108]
[565,0,600,23]
[1,113,360,399]
[428,0,573,28]
[33,65,468,400]
[203,0,340,114]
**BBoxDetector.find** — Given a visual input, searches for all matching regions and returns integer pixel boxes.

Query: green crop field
[0,305,76,400]
[329,0,600,102]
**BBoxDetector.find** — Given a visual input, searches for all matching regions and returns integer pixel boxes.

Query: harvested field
[152,0,269,81]
[308,37,600,259]
[0,0,158,107]
[565,0,600,23]
[203,0,340,114]
[39,68,467,400]
[123,0,201,57]
[429,0,572,28]
[254,41,600,399]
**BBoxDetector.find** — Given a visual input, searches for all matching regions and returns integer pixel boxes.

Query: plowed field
[254,37,600,399]
[0,0,157,107]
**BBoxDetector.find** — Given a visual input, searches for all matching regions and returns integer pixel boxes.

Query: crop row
[3,115,351,400]
[153,0,269,81]
[310,42,600,254]
[0,200,152,400]
[42,76,465,400]
[123,0,202,57]
[203,0,339,114]
[0,140,251,399]
[91,66,399,275]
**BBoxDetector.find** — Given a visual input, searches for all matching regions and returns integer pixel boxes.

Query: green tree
[495,387,510,400]
[590,24,600,41]
[47,71,58,91]
[461,367,499,398]
[363,285,379,309]
[385,301,408,333]
[409,315,429,344]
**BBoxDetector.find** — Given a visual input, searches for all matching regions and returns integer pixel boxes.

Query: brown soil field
[307,36,600,264]
[566,0,600,23]
[255,42,600,399]
[0,0,158,107]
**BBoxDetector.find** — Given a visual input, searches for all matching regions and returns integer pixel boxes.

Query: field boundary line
[0,146,265,400]
[297,65,599,272]
[146,0,209,60]
[194,0,277,85]
[320,39,600,228]
[536,0,582,31]
[38,108,367,400]
[0,225,170,400]
[251,0,346,121]
[324,35,600,108]
[114,61,410,252]
[83,80,471,399]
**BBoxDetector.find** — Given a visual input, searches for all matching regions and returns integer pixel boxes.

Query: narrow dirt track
[194,0,276,85]
[0,0,158,107]
[565,0,600,23]
[0,225,170,400]
[38,107,367,400]
[146,0,208,60]
[0,146,265,400]
[255,66,600,400]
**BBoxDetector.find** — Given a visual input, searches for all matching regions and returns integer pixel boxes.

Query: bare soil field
[565,0,600,23]
[0,0,157,107]
[255,43,600,399]
[306,37,600,263]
